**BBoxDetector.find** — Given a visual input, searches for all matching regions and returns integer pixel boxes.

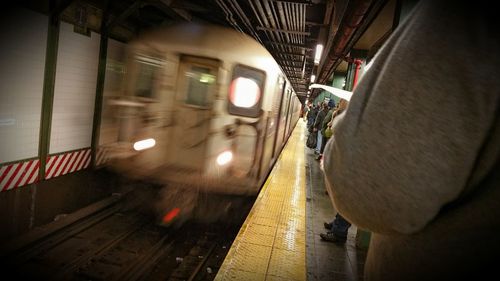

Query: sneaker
[323,222,333,230]
[320,232,347,243]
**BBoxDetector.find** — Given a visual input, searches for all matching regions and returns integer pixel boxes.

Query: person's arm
[328,109,340,126]
[323,0,500,235]
[322,110,333,130]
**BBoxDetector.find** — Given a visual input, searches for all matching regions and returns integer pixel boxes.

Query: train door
[271,77,286,160]
[168,56,219,171]
[273,82,288,157]
[282,88,292,143]
[288,98,295,133]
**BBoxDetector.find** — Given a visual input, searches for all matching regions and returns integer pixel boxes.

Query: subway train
[101,23,301,220]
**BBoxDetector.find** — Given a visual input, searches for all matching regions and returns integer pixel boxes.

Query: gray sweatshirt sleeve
[323,0,500,235]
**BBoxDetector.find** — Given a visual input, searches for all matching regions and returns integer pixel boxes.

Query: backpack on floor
[306,131,317,148]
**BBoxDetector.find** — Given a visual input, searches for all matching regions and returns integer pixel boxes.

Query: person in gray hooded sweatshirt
[322,0,499,280]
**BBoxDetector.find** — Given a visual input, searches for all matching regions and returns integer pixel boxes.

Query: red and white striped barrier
[0,148,92,192]
[0,159,40,191]
[45,148,91,180]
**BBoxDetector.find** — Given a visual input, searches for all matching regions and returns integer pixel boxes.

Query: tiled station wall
[0,8,124,191]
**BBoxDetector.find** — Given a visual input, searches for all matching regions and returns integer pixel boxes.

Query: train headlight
[133,138,156,151]
[216,150,233,166]
[229,77,260,108]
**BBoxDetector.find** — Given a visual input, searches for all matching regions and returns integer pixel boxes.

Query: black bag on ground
[306,131,317,148]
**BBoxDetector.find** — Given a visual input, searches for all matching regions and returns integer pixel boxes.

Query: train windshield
[227,64,266,117]
[134,54,164,99]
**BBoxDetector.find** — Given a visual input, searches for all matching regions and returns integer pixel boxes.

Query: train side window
[228,64,266,117]
[134,54,164,99]
[185,66,216,107]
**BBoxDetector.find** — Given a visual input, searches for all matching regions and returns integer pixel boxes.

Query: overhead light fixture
[314,44,323,65]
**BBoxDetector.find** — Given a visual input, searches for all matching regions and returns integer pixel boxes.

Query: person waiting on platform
[323,1,499,280]
[312,102,329,154]
[319,99,350,243]
[300,104,309,121]
[316,99,346,161]
[321,213,351,243]
[306,103,317,128]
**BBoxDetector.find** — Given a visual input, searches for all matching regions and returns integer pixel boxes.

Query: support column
[331,73,346,104]
[38,7,60,181]
[90,34,108,167]
[346,49,368,92]
[345,62,356,92]
[91,2,110,167]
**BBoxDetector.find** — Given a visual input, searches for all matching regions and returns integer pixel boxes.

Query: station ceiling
[20,0,398,103]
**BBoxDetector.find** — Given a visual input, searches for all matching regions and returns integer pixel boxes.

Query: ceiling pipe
[318,0,387,84]
[318,0,373,83]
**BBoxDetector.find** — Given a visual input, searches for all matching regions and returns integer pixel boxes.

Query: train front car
[102,23,293,222]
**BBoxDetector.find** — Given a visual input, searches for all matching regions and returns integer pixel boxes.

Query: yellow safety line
[215,120,307,281]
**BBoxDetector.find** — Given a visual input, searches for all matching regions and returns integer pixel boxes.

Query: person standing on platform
[320,213,351,243]
[322,0,500,280]
[317,99,346,161]
[302,103,309,122]
[315,100,334,161]
[319,99,351,243]
[312,102,328,154]
[307,103,318,128]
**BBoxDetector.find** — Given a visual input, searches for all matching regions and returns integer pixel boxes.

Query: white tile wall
[49,22,100,154]
[0,9,48,164]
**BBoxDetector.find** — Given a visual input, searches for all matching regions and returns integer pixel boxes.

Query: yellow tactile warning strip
[215,121,307,281]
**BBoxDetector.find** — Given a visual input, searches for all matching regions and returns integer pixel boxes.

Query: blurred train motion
[100,23,301,223]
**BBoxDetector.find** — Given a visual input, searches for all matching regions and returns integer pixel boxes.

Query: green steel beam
[90,1,111,167]
[90,34,108,167]
[38,11,60,180]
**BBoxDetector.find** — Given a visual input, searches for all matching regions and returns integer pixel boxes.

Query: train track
[0,189,249,281]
